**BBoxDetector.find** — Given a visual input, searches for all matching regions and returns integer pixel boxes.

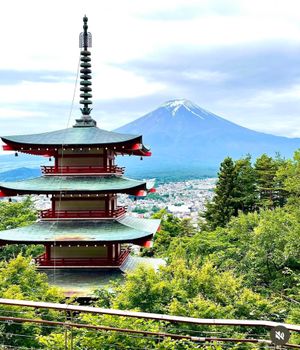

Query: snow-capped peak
[161,99,206,119]
[161,99,195,110]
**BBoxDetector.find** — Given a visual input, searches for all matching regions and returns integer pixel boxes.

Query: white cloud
[2,0,300,71]
[182,69,229,82]
[0,66,165,104]
[1,0,300,137]
[0,108,47,120]
[209,84,300,138]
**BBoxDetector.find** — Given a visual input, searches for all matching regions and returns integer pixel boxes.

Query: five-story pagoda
[0,16,160,269]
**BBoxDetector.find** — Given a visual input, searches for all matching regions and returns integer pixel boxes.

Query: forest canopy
[0,151,300,348]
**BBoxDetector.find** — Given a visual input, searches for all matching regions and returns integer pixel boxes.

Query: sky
[1,0,300,143]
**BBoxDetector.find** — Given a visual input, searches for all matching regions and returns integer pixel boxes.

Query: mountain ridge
[115,99,300,168]
[1,99,299,178]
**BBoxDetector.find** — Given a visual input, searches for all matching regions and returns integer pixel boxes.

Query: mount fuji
[115,99,300,173]
[1,99,300,181]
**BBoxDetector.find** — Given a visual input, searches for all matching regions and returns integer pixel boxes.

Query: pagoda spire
[74,15,97,127]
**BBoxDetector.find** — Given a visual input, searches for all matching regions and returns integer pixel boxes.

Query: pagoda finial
[74,15,97,127]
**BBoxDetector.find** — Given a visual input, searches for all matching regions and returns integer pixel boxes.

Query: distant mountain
[2,99,300,181]
[0,167,41,181]
[116,99,300,169]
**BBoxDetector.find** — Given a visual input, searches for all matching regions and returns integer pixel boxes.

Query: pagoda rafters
[2,139,152,158]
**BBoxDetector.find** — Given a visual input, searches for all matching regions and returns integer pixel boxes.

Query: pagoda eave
[2,142,151,157]
[0,176,155,197]
[0,187,148,197]
[1,133,150,157]
[0,217,160,244]
[0,235,153,246]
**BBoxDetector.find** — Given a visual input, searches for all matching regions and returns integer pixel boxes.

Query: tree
[141,209,196,257]
[254,154,286,208]
[0,196,37,231]
[108,260,282,322]
[234,155,257,213]
[181,205,300,293]
[277,150,300,206]
[0,197,42,261]
[203,157,236,229]
[0,255,63,349]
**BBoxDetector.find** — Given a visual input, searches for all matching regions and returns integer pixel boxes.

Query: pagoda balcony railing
[41,165,125,175]
[40,207,126,219]
[35,249,130,267]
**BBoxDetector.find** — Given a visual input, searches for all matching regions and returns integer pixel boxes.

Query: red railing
[35,249,130,267]
[40,207,126,219]
[117,249,131,265]
[41,165,125,175]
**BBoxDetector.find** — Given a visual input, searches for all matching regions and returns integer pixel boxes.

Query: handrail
[35,249,130,267]
[41,165,125,175]
[0,297,299,347]
[40,207,126,219]
[0,298,299,332]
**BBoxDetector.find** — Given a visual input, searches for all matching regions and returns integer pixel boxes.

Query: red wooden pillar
[51,197,55,212]
[45,244,51,261]
[54,156,58,171]
[114,244,120,260]
[105,196,109,217]
[104,148,108,169]
[107,244,113,264]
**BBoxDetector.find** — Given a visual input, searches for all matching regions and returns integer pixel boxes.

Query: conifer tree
[234,155,257,213]
[203,157,236,229]
[276,150,300,206]
[254,154,285,208]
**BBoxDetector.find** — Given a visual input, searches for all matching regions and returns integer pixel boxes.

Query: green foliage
[277,150,300,206]
[0,197,37,231]
[3,150,300,348]
[39,316,207,349]
[176,207,300,294]
[0,197,43,261]
[234,155,257,212]
[141,209,196,257]
[0,255,63,348]
[0,244,44,262]
[203,154,289,231]
[40,260,277,348]
[110,261,281,322]
[254,153,287,208]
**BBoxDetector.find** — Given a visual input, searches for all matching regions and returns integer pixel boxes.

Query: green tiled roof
[0,176,148,194]
[1,127,142,146]
[0,216,160,243]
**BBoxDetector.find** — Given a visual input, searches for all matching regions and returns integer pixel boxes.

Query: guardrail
[0,298,299,348]
[40,206,126,219]
[41,165,125,175]
[35,249,130,267]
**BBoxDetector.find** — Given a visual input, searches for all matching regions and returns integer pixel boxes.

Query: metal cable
[50,53,81,284]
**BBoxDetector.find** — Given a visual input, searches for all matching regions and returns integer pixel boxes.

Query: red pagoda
[0,16,160,269]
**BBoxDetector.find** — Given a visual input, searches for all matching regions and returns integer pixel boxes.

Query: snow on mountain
[161,99,211,119]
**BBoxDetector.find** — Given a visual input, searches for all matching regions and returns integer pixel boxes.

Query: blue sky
[1,0,300,142]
